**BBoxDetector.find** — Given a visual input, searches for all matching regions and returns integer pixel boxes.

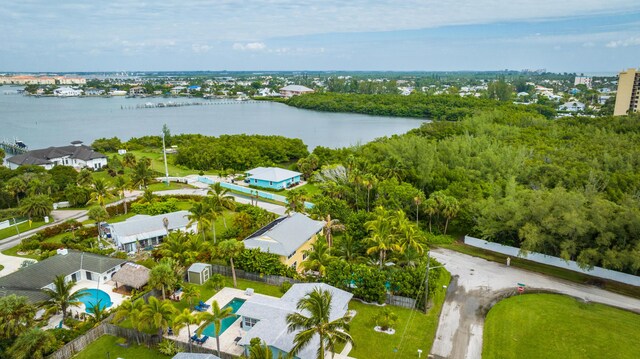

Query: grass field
[0,220,45,241]
[345,270,451,359]
[483,293,640,359]
[71,334,170,359]
[439,242,640,299]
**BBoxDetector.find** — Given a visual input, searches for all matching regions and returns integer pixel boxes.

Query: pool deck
[168,287,275,356]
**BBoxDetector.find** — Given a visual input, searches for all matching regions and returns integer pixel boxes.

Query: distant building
[245,167,302,190]
[614,68,640,116]
[559,101,586,112]
[129,86,146,96]
[104,210,195,253]
[279,85,314,97]
[85,88,105,96]
[53,87,83,97]
[574,76,592,88]
[6,141,107,170]
[243,212,325,272]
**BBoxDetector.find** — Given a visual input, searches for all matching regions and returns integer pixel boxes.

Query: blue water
[201,298,245,337]
[77,288,113,313]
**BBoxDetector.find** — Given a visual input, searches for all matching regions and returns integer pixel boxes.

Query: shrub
[280,281,292,294]
[157,339,179,356]
[374,307,398,331]
[205,274,226,290]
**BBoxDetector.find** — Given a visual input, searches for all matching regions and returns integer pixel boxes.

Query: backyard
[483,293,640,359]
[71,334,170,359]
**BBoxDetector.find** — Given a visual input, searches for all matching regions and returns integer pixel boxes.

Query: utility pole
[424,251,431,313]
[162,130,169,186]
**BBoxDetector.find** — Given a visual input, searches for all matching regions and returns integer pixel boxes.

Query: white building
[6,141,107,170]
[279,85,314,97]
[574,76,592,89]
[53,87,83,97]
[105,210,196,253]
[559,101,586,112]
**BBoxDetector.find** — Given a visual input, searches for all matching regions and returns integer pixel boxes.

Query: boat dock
[121,99,261,110]
[0,140,28,155]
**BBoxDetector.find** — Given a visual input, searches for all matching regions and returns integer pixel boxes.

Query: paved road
[429,247,640,359]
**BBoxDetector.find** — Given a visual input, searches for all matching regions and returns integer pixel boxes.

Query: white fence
[0,218,26,230]
[464,236,640,286]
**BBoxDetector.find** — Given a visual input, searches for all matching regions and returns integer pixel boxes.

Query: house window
[287,251,296,259]
[291,261,297,269]
[243,317,259,329]
[302,253,308,260]
[86,271,92,280]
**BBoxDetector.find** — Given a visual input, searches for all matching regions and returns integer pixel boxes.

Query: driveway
[429,248,640,359]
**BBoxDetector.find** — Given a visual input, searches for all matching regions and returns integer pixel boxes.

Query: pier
[0,140,28,155]
[120,99,261,110]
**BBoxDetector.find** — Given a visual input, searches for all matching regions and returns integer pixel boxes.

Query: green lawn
[0,220,46,241]
[146,181,194,192]
[2,245,40,260]
[71,334,170,359]
[345,270,450,359]
[439,242,640,299]
[483,293,640,359]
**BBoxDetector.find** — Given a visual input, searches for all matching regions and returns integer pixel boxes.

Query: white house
[6,141,107,170]
[53,87,83,97]
[237,283,353,359]
[559,101,586,112]
[279,85,314,97]
[0,249,127,303]
[104,210,196,253]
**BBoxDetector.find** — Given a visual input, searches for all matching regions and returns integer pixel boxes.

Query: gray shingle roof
[7,143,106,166]
[0,251,126,302]
[243,213,324,256]
[107,210,192,245]
[246,167,302,183]
[237,283,352,359]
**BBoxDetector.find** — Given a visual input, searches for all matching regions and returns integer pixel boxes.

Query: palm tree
[122,152,137,169]
[333,234,364,264]
[249,339,275,359]
[187,201,212,241]
[181,285,200,310]
[113,298,145,344]
[286,288,354,359]
[76,169,94,186]
[217,239,244,288]
[141,188,156,203]
[149,262,178,300]
[207,183,236,228]
[364,207,400,269]
[393,210,425,255]
[19,194,53,220]
[113,175,130,214]
[173,308,200,352]
[6,176,27,206]
[204,197,223,243]
[87,299,109,326]
[87,178,112,208]
[424,197,439,233]
[441,196,460,235]
[300,237,334,276]
[362,174,377,212]
[139,297,177,337]
[197,301,235,358]
[322,214,345,248]
[157,232,199,266]
[285,189,308,215]
[41,275,88,321]
[0,294,36,340]
[7,328,57,359]
[131,158,153,189]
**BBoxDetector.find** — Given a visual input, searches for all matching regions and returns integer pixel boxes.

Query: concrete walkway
[429,248,640,359]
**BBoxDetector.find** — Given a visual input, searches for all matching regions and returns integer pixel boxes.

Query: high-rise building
[574,76,592,88]
[614,68,640,116]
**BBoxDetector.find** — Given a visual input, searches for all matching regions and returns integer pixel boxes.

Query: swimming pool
[76,288,113,313]
[201,298,245,337]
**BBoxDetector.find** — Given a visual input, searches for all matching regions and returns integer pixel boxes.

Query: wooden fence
[210,264,301,287]
[386,294,417,309]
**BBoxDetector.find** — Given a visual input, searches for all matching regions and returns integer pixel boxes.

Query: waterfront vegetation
[483,294,640,359]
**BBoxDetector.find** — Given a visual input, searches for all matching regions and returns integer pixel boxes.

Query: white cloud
[232,42,267,51]
[605,37,640,47]
[192,44,212,53]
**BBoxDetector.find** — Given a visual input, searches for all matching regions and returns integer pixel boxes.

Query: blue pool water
[77,288,113,313]
[201,298,245,337]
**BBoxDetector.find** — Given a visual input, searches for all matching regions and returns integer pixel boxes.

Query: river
[0,86,425,150]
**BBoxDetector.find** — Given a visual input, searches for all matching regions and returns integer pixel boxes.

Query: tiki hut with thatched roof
[112,262,150,291]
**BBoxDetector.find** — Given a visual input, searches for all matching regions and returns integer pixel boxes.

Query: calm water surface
[0,86,425,150]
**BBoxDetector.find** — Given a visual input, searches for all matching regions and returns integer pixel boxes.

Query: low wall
[198,176,314,209]
[464,236,640,286]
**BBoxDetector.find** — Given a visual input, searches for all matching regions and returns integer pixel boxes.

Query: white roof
[243,213,324,256]
[237,283,352,359]
[246,167,302,183]
[188,262,210,273]
[280,85,313,92]
[108,210,192,244]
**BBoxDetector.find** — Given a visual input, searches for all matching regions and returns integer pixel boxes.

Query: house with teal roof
[245,167,302,190]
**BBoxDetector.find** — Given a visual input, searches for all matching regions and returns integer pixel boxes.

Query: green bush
[280,281,293,294]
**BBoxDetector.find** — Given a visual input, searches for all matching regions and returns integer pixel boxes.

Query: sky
[1,1,639,73]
